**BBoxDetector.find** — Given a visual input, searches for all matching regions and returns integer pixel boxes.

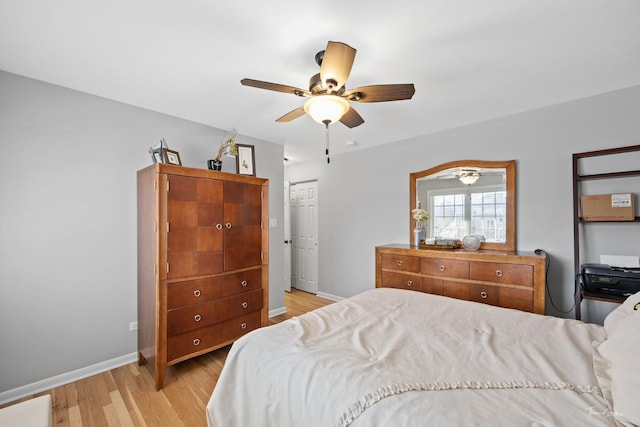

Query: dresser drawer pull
[216,223,223,230]
[407,280,413,287]
[193,338,201,346]
[397,260,403,266]
[241,280,248,287]
[480,291,488,299]
[225,223,232,229]
[193,289,201,298]
[241,322,247,329]
[242,301,248,309]
[439,265,446,272]
[194,314,202,322]
[495,269,504,277]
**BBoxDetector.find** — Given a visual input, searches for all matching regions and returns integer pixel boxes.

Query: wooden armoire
[137,163,269,389]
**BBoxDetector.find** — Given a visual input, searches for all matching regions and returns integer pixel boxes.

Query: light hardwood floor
[1,289,334,426]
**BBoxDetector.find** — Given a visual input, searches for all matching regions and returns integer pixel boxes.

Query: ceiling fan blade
[276,107,306,123]
[344,84,415,103]
[241,78,310,97]
[320,41,356,92]
[339,106,365,128]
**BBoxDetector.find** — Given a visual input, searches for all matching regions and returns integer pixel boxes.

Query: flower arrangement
[412,201,430,228]
[215,129,238,161]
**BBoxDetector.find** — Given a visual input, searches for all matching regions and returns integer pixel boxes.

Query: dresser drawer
[421,277,443,295]
[167,289,262,336]
[421,258,469,279]
[167,311,261,362]
[470,262,533,287]
[222,289,263,319]
[381,253,420,272]
[381,271,420,291]
[499,287,533,312]
[442,281,497,304]
[167,268,262,309]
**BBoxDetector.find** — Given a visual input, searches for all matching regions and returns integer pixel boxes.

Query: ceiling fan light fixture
[459,172,480,185]
[303,95,349,125]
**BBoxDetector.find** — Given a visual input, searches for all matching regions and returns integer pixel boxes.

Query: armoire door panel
[167,175,224,278]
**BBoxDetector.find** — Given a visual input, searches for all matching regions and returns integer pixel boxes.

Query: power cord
[535,249,575,314]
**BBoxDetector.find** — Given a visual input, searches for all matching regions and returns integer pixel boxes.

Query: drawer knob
[194,314,202,322]
[216,223,223,230]
[241,322,247,329]
[241,280,248,287]
[193,289,201,298]
[439,265,446,272]
[495,269,504,277]
[480,291,488,299]
[397,260,403,266]
[407,280,413,287]
[242,301,248,309]
[193,338,201,346]
[225,223,232,229]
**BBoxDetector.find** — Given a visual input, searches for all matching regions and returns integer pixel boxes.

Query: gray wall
[286,85,640,323]
[0,70,284,398]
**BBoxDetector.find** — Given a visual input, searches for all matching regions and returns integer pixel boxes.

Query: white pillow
[594,291,640,426]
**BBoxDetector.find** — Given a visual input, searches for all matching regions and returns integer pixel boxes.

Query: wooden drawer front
[499,287,533,312]
[167,269,262,309]
[222,311,262,343]
[443,282,500,306]
[381,271,420,291]
[222,289,263,319]
[167,312,261,362]
[380,253,420,273]
[442,281,475,302]
[467,283,500,306]
[470,262,533,287]
[421,277,443,295]
[421,258,469,279]
[167,289,262,336]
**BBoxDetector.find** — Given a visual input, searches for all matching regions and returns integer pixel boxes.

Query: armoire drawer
[167,289,263,336]
[167,268,262,309]
[421,258,469,279]
[380,253,420,272]
[470,262,533,286]
[381,271,421,291]
[167,311,261,362]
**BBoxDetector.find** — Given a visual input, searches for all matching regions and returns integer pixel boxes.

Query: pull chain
[323,120,330,164]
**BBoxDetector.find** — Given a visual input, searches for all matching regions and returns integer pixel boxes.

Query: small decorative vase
[414,227,422,247]
[208,159,222,171]
[462,235,482,251]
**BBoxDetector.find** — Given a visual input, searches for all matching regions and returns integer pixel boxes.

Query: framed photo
[162,148,182,166]
[236,144,256,176]
[149,138,168,163]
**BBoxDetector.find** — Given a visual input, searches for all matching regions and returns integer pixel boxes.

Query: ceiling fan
[240,41,416,128]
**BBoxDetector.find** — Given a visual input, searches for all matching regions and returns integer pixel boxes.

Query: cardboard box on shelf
[581,193,635,221]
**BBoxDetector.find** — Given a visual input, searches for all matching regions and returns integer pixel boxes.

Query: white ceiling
[1,0,639,164]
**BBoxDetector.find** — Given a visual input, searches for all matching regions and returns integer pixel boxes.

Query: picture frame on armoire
[162,148,182,166]
[236,144,256,176]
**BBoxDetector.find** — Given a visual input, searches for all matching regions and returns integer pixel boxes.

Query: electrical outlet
[129,321,138,332]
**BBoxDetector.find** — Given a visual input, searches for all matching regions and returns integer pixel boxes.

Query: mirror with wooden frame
[410,160,516,251]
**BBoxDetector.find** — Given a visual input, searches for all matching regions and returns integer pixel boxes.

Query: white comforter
[207,288,616,426]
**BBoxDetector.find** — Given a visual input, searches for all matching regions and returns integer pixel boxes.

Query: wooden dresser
[137,164,269,389]
[376,244,546,314]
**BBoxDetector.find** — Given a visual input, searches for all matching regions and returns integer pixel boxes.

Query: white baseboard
[317,292,344,302]
[269,306,287,317]
[0,352,138,406]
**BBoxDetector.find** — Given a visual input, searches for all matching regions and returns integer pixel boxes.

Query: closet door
[223,180,263,271]
[166,175,224,279]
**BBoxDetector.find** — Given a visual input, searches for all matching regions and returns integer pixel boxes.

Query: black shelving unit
[573,144,640,320]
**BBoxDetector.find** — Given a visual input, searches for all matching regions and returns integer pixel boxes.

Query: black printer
[582,263,640,297]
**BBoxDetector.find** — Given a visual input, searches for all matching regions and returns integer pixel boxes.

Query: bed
[206,288,640,427]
